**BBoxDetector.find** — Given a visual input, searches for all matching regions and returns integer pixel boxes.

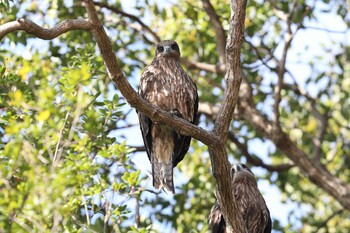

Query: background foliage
[0,0,349,232]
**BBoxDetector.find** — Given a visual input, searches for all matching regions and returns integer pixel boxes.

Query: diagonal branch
[0,18,92,41]
[201,0,226,64]
[82,0,218,147]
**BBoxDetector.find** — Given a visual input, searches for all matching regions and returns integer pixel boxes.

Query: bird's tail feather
[153,162,174,194]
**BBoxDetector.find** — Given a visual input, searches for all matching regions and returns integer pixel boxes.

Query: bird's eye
[171,43,179,51]
[157,46,164,52]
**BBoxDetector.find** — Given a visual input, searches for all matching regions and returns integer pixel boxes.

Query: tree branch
[201,0,226,64]
[181,58,226,74]
[272,3,311,136]
[304,26,347,34]
[209,0,247,232]
[283,82,329,160]
[0,18,92,41]
[272,3,295,134]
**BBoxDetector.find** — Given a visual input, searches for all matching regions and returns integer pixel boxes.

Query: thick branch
[209,0,247,232]
[82,0,218,147]
[201,0,226,64]
[0,19,92,41]
[214,1,245,141]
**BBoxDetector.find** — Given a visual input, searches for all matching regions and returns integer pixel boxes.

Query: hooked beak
[164,46,172,53]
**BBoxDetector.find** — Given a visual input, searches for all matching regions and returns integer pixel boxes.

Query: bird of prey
[208,163,272,233]
[137,40,198,193]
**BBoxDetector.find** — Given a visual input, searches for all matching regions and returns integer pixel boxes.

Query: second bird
[138,40,198,193]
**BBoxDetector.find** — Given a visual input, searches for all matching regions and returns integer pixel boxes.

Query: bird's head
[155,40,181,59]
[231,163,257,184]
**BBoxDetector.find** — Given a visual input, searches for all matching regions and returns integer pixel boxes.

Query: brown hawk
[208,163,272,233]
[137,40,198,193]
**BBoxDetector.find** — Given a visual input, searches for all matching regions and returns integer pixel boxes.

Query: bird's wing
[172,74,198,167]
[208,201,226,233]
[137,68,155,161]
[264,207,272,233]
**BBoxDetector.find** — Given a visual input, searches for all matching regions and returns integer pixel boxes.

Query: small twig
[92,1,160,43]
[81,190,91,225]
[53,111,70,165]
[272,3,312,135]
[227,131,294,172]
[181,58,226,74]
[129,145,146,152]
[132,186,140,228]
[282,82,329,160]
[315,209,343,233]
[303,26,347,34]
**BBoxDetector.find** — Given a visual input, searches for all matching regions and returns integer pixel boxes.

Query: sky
[1,0,350,232]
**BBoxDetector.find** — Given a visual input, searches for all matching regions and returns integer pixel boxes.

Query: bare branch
[129,145,146,152]
[304,26,347,34]
[92,1,160,43]
[0,18,92,41]
[201,0,226,64]
[272,3,311,136]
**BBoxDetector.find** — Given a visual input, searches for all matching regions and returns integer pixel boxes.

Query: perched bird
[208,163,272,233]
[137,40,198,193]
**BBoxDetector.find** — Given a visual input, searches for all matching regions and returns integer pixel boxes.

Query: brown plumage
[208,163,272,233]
[138,40,198,193]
